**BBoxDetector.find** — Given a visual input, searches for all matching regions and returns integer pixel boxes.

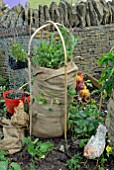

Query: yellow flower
[106,145,112,153]
[55,36,60,41]
[0,12,3,17]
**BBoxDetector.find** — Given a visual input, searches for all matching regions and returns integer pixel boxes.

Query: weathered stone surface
[39,5,45,26]
[92,0,104,24]
[59,1,69,27]
[44,5,51,22]
[76,2,87,28]
[1,0,114,28]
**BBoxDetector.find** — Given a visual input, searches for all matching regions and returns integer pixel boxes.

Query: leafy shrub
[10,43,27,62]
[65,153,82,170]
[22,137,54,159]
[98,48,114,97]
[0,150,21,170]
[68,100,104,139]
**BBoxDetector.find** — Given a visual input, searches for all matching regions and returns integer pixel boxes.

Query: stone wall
[1,0,114,83]
[1,23,114,85]
[73,24,114,77]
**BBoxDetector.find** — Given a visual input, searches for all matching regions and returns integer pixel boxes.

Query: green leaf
[0,161,8,170]
[0,151,6,161]
[79,139,88,148]
[10,162,22,170]
[100,167,105,170]
[22,136,31,146]
[28,144,36,157]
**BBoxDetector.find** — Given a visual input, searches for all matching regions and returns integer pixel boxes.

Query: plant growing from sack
[32,27,79,69]
[32,27,79,107]
[28,21,79,138]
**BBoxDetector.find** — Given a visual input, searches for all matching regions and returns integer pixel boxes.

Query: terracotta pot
[3,90,26,114]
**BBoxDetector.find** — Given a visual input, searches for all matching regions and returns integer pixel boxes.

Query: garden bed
[0,83,114,170]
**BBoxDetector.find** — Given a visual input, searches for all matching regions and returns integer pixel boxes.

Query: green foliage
[10,162,21,170]
[79,139,88,148]
[0,76,8,94]
[22,137,54,159]
[32,27,79,69]
[0,151,21,170]
[0,160,8,170]
[68,100,103,139]
[96,145,113,169]
[85,79,93,88]
[98,48,114,97]
[68,85,76,98]
[0,75,5,86]
[10,43,27,62]
[100,156,107,166]
[0,85,6,94]
[66,153,82,170]
[100,167,105,170]
[29,159,36,170]
[34,91,47,104]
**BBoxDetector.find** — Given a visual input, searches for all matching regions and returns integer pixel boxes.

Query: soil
[6,91,25,99]
[8,134,114,170]
[0,83,114,170]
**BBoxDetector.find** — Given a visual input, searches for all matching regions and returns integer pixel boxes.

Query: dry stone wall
[1,0,114,82]
[1,0,114,28]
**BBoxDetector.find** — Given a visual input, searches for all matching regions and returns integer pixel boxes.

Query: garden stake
[28,21,68,140]
[28,23,52,135]
[98,92,103,120]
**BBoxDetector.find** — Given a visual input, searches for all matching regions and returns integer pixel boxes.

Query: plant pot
[3,90,26,114]
[8,56,28,70]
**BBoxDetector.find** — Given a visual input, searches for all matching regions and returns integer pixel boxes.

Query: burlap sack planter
[27,21,79,138]
[32,61,78,138]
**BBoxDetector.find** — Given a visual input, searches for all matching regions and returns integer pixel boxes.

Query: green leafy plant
[0,150,21,170]
[32,27,79,69]
[10,43,27,62]
[79,139,88,148]
[34,91,47,105]
[85,79,93,88]
[22,137,54,159]
[68,85,76,98]
[65,153,82,170]
[0,85,6,94]
[95,145,113,169]
[98,47,114,97]
[68,100,104,139]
